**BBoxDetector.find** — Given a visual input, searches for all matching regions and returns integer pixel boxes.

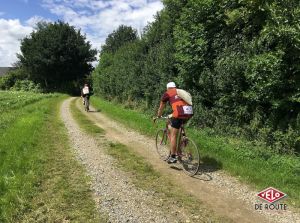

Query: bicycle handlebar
[157,116,169,119]
[153,116,171,124]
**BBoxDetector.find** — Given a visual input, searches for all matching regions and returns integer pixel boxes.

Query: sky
[0,0,163,67]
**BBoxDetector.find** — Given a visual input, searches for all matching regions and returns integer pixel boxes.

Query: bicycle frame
[155,117,200,176]
[160,118,186,155]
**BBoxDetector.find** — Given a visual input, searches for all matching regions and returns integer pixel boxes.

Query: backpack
[82,86,89,95]
[176,89,192,105]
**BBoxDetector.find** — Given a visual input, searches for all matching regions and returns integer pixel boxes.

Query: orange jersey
[161,88,193,118]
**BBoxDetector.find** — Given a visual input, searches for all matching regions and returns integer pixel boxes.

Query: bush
[11,80,42,93]
[0,68,27,90]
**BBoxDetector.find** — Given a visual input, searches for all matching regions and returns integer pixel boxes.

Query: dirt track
[61,97,300,223]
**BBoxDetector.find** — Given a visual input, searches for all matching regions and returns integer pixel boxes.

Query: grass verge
[91,97,300,208]
[0,93,105,222]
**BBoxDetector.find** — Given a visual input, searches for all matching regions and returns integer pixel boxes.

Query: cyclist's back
[81,84,91,98]
[161,87,193,120]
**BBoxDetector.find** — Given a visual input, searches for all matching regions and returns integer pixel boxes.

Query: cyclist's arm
[157,101,166,117]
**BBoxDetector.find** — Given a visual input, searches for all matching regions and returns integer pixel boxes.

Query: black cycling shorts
[170,118,188,129]
[82,94,90,99]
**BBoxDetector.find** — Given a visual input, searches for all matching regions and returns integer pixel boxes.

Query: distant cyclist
[81,83,93,110]
[155,82,193,163]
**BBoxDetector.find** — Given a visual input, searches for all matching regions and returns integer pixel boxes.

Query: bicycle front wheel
[155,129,170,160]
[180,138,200,176]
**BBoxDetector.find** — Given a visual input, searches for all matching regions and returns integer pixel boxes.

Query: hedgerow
[92,0,300,154]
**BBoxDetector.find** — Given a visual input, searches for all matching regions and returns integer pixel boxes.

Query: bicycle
[83,96,89,112]
[154,116,200,176]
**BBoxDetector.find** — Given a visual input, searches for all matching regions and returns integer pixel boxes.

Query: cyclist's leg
[170,127,179,156]
[83,96,88,111]
[167,118,181,163]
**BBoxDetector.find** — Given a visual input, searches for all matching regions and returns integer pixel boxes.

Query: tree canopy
[101,25,138,54]
[18,21,97,92]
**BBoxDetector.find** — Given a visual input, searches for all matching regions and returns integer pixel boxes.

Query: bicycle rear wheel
[179,137,200,176]
[155,129,170,160]
[84,97,89,112]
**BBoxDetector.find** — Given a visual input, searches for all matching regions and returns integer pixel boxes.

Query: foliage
[173,0,300,153]
[101,25,138,54]
[0,68,27,90]
[93,41,144,102]
[92,0,300,154]
[18,21,97,93]
[0,68,42,92]
[11,79,42,92]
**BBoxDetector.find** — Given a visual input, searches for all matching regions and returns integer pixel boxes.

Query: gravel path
[61,97,300,223]
[60,98,197,223]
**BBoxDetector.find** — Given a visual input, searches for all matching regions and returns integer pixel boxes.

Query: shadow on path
[168,156,222,181]
[88,109,101,113]
[194,156,223,181]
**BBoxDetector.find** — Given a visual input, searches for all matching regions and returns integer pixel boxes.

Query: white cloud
[25,15,52,27]
[0,19,32,66]
[0,1,163,66]
[41,0,164,50]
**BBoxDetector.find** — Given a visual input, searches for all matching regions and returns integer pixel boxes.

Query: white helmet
[166,82,176,89]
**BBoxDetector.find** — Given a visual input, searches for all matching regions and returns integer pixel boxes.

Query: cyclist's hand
[153,116,160,123]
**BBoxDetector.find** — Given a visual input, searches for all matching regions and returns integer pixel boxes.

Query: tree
[101,25,138,54]
[18,21,97,92]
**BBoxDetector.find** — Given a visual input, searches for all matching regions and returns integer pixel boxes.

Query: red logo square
[257,187,287,203]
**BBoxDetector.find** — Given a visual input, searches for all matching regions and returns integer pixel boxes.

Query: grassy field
[0,91,104,222]
[91,97,300,208]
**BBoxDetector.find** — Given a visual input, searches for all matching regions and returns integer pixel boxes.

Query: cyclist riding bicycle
[155,82,193,163]
[81,83,93,105]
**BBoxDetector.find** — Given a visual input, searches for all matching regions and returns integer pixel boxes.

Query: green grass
[91,97,158,136]
[0,91,105,222]
[91,96,300,208]
[0,91,51,113]
[0,91,57,131]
